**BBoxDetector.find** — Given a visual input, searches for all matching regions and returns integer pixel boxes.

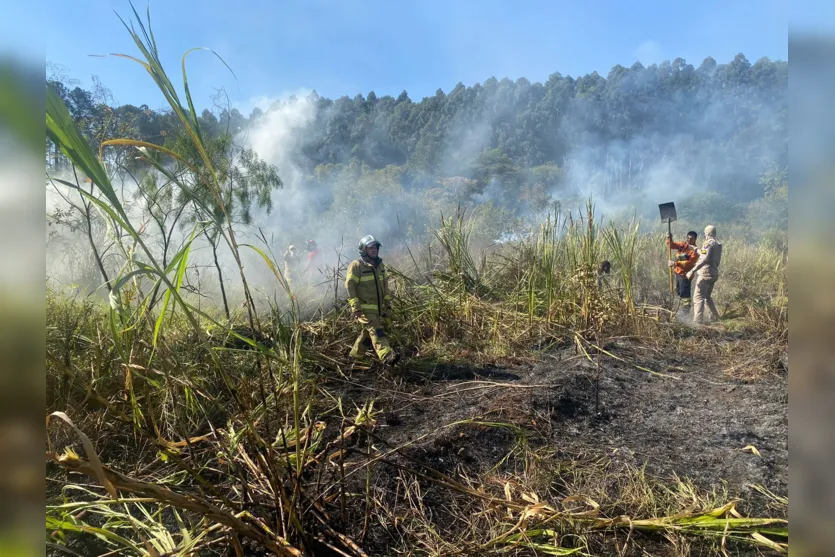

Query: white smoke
[45,57,786,310]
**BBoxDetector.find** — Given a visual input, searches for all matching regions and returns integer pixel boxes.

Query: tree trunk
[148,204,187,312]
[83,197,111,292]
[209,232,231,320]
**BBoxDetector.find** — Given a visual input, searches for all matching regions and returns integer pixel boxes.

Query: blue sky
[38,0,795,115]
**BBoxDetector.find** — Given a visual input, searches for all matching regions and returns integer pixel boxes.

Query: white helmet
[358,235,381,256]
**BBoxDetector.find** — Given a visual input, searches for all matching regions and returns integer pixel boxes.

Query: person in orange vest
[303,239,321,286]
[666,230,699,316]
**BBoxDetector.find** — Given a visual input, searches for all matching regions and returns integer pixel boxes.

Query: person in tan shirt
[282,245,300,286]
[687,225,723,324]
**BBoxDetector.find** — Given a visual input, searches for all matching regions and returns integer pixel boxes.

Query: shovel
[659,202,677,294]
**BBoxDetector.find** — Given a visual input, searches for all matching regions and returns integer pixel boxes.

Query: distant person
[597,260,611,291]
[666,230,699,316]
[282,244,300,286]
[345,235,400,367]
[687,225,723,324]
[304,239,321,285]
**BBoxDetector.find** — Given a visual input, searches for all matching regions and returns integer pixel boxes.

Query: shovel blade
[659,202,677,223]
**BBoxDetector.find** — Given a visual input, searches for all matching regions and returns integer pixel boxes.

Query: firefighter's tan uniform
[345,257,394,362]
[689,226,722,324]
[283,246,300,286]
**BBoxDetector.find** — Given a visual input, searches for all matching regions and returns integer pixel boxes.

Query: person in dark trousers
[666,230,699,316]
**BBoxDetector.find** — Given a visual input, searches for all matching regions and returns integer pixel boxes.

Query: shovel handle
[667,221,674,294]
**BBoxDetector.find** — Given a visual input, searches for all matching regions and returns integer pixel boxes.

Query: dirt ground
[316,330,788,554]
[47,326,787,556]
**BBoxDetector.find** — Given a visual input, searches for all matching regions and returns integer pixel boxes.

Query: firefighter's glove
[668,260,675,268]
[382,311,393,329]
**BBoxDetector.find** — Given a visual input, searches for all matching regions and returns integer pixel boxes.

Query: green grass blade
[49,178,133,232]
[152,228,196,348]
[173,231,193,292]
[182,46,237,137]
[128,1,153,54]
[47,515,144,553]
[112,269,155,295]
[152,289,171,348]
[164,225,203,275]
[46,86,125,218]
[239,243,292,294]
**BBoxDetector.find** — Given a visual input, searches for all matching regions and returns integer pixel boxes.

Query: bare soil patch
[314,331,787,554]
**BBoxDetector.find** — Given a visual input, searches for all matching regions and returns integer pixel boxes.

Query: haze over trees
[47,53,788,293]
[48,53,786,203]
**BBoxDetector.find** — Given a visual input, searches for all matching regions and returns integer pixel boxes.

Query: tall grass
[385,198,788,361]
[47,4,315,554]
[718,239,788,336]
[45,205,789,555]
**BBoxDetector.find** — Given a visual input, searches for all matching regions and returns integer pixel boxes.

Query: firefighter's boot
[383,350,401,367]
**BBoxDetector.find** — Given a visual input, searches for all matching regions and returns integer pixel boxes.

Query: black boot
[383,351,401,367]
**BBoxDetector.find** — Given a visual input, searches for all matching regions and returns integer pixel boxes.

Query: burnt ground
[314,333,788,553]
[46,329,787,556]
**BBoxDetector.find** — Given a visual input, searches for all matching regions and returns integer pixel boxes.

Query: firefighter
[282,244,300,286]
[345,235,400,366]
[304,239,321,286]
[687,225,722,324]
[666,230,699,315]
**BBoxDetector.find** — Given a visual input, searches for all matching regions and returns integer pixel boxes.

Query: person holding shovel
[665,230,699,316]
[687,225,722,324]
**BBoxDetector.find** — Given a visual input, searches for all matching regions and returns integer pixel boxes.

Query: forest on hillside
[48,53,786,201]
[46,53,788,293]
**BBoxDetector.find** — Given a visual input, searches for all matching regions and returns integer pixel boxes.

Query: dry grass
[44,202,788,555]
[45,230,788,555]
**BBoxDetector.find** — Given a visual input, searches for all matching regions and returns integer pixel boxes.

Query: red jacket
[666,239,698,276]
[305,249,320,270]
